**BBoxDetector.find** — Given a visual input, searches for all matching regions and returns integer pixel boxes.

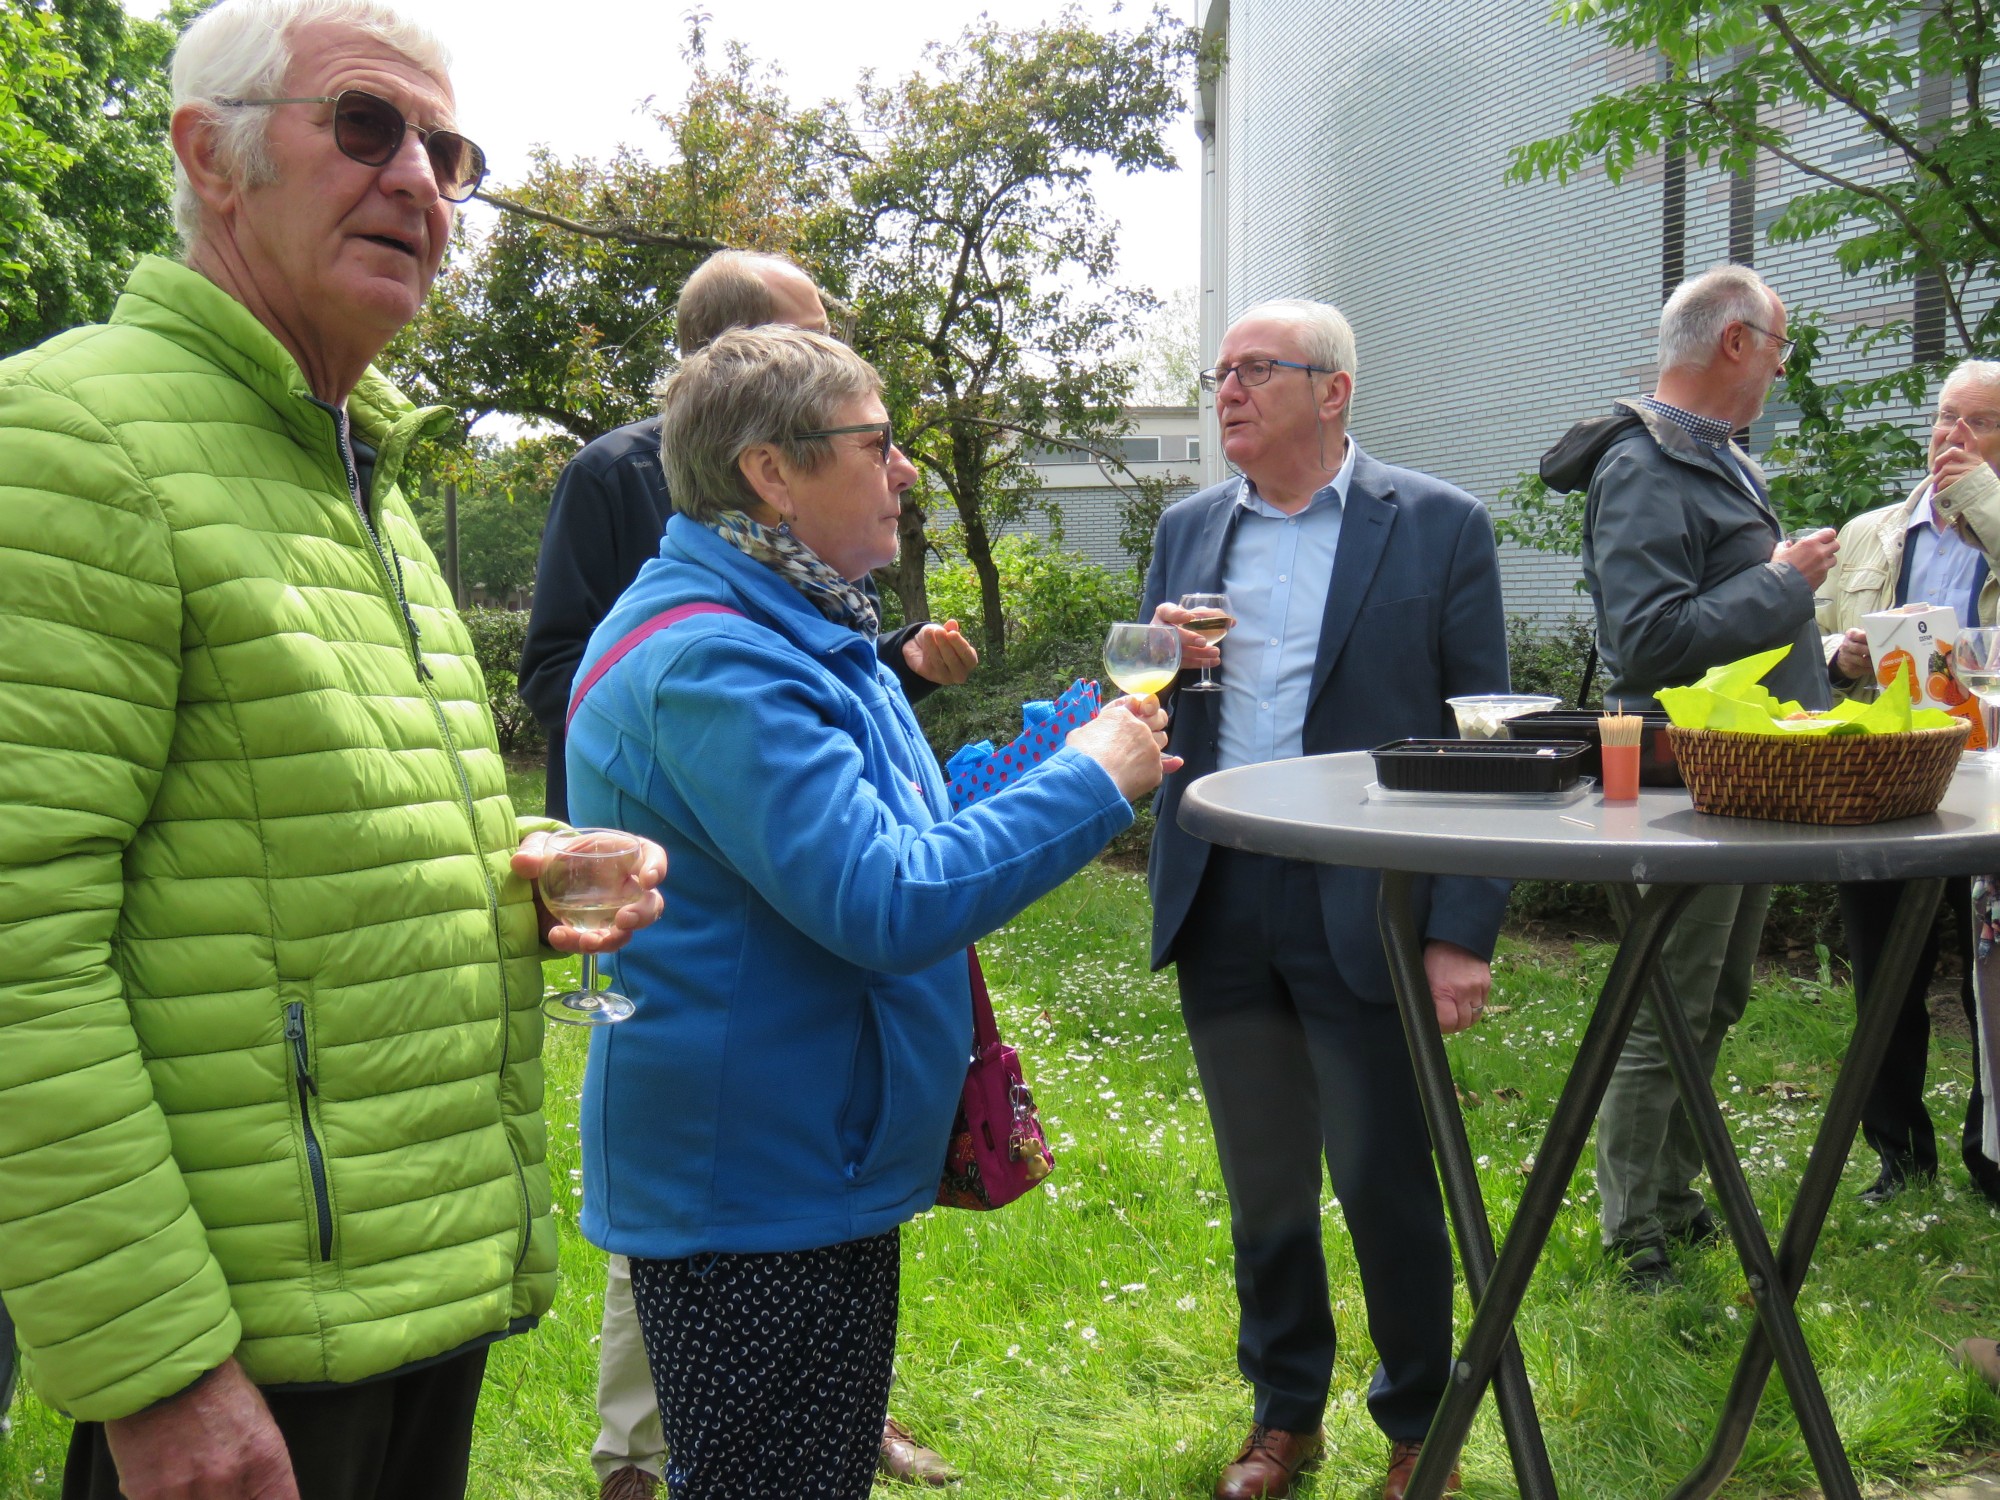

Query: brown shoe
[1214,1423,1323,1499]
[880,1415,958,1485]
[1957,1336,2000,1390]
[1383,1438,1461,1500]
[598,1468,659,1500]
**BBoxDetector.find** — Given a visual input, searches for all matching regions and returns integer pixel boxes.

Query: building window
[1024,443,1091,465]
[1187,438,1200,462]
[1120,437,1162,463]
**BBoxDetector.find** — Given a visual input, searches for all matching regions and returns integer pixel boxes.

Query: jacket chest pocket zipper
[284,1002,335,1262]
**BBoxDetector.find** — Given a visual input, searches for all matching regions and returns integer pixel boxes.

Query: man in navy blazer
[1142,299,1510,1500]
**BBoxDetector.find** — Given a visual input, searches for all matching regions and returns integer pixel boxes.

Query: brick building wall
[1199,0,1970,626]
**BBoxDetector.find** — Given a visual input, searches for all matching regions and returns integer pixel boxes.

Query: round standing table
[1181,751,2000,1500]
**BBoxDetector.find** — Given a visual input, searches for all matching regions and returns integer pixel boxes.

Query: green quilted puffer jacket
[0,257,556,1421]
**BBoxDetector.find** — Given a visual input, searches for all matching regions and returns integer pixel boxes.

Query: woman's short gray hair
[1658,265,1775,373]
[170,0,452,248]
[1233,298,1358,378]
[659,326,884,522]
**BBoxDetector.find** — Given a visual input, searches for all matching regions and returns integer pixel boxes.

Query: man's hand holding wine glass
[1149,601,1225,670]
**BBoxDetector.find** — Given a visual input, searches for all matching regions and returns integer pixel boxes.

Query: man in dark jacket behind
[1542,263,1837,1288]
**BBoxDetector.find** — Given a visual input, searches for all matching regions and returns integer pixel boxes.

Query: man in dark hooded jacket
[1542,264,1837,1287]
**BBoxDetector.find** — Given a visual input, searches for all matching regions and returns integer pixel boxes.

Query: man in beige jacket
[1815,357,2000,1209]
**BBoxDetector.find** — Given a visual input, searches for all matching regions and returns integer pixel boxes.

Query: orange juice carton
[1861,603,1985,747]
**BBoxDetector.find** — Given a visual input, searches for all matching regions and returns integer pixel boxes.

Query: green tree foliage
[0,6,80,271]
[0,0,177,354]
[1513,0,1999,350]
[1125,285,1200,406]
[403,434,572,601]
[848,10,1197,660]
[1510,0,1996,525]
[393,14,1196,654]
[459,607,542,755]
[388,25,855,442]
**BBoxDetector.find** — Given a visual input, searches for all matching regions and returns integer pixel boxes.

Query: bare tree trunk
[959,505,1007,667]
[877,491,932,625]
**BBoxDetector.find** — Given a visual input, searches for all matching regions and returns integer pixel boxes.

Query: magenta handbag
[936,948,1054,1211]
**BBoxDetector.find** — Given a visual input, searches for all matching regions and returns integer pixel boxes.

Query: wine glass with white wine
[1176,592,1235,693]
[539,828,647,1026]
[1949,627,2000,767]
[1103,622,1182,702]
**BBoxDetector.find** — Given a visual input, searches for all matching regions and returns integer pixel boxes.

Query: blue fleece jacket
[568,516,1134,1258]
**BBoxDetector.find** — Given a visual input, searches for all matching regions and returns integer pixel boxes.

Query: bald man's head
[677,250,829,352]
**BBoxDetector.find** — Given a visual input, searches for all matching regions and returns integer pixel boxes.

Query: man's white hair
[170,0,452,248]
[1943,359,2000,399]
[1233,298,1358,379]
[1658,264,1776,373]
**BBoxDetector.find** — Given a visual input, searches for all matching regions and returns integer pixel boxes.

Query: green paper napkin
[1655,646,1958,737]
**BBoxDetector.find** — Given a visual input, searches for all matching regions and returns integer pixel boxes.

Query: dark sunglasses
[215,88,488,203]
[794,420,898,463]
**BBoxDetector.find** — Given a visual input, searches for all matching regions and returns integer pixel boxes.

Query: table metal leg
[1380,871,1559,1500]
[1656,876,1946,1500]
[1378,874,1700,1500]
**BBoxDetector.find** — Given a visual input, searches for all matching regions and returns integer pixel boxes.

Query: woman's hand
[514,831,668,953]
[1067,694,1181,799]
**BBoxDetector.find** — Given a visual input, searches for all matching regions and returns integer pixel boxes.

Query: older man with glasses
[1142,299,1510,1500]
[0,2,667,1498]
[1815,358,2000,1211]
[1543,263,1835,1292]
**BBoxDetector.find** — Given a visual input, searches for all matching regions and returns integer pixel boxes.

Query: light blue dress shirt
[1216,439,1357,771]
[1903,483,1985,619]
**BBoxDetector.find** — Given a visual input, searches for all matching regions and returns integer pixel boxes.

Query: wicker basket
[1665,723,1969,824]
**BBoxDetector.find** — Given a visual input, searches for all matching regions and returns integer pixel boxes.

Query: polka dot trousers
[628,1227,900,1500]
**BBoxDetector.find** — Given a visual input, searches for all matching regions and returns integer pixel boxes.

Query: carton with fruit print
[1861,603,1987,749]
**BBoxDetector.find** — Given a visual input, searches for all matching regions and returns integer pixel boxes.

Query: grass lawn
[5,861,1999,1496]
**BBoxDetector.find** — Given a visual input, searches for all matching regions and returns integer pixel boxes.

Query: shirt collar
[1910,484,1939,533]
[1641,395,1736,449]
[1237,434,1357,517]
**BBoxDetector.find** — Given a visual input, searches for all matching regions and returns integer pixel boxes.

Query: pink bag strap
[967,947,1002,1055]
[566,602,745,731]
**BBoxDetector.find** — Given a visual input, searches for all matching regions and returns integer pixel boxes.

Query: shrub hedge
[463,607,544,758]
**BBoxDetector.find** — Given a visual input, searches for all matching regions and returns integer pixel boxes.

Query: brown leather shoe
[1214,1423,1323,1499]
[1383,1438,1461,1500]
[879,1415,959,1485]
[598,1468,659,1500]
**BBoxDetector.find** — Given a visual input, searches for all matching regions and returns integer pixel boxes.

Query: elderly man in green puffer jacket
[0,2,664,1497]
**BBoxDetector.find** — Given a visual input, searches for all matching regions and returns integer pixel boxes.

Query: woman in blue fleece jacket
[565,326,1174,1500]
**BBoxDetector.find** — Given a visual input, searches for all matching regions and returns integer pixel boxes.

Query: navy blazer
[1141,443,1513,1002]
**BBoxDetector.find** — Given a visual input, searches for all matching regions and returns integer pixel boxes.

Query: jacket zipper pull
[284,1004,318,1096]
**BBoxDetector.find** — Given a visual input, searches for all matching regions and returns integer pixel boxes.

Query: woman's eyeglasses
[214,89,488,203]
[794,420,898,463]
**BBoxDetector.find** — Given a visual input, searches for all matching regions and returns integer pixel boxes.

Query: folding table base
[1376,873,1943,1500]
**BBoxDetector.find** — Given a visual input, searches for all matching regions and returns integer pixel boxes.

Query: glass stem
[580,953,599,996]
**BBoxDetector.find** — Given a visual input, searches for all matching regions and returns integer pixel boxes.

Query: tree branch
[472,189,731,254]
[1761,3,2000,259]
[1694,95,1976,350]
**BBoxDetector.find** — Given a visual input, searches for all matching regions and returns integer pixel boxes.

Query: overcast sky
[126,0,1204,301]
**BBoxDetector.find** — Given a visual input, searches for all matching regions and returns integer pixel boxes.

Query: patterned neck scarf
[706,509,879,641]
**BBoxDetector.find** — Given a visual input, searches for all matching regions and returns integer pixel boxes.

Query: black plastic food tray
[1503,710,1683,788]
[1370,738,1590,794]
